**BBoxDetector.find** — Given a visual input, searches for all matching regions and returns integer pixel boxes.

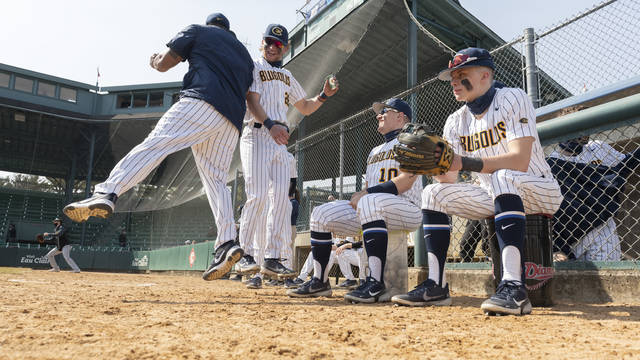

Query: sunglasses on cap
[448,54,479,69]
[265,38,284,49]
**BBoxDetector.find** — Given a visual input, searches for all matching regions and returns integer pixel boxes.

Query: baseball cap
[438,47,495,81]
[53,217,62,223]
[372,98,412,121]
[206,13,230,30]
[264,24,288,44]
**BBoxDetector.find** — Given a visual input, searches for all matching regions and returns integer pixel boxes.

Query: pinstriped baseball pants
[95,98,239,244]
[239,126,291,260]
[421,169,563,219]
[310,194,422,236]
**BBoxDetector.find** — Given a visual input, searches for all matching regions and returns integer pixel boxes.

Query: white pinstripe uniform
[422,87,563,219]
[549,140,625,261]
[252,152,297,268]
[95,98,239,243]
[310,138,423,239]
[239,57,306,262]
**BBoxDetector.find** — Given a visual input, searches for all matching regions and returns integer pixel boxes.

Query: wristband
[366,181,398,195]
[318,91,328,103]
[263,117,275,130]
[460,156,484,172]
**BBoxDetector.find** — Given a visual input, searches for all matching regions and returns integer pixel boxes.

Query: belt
[253,123,263,128]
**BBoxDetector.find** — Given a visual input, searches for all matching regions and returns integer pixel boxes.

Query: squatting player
[63,13,254,280]
[391,48,563,315]
[237,24,339,289]
[288,98,422,303]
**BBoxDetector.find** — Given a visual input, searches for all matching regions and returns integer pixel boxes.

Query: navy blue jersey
[167,24,254,132]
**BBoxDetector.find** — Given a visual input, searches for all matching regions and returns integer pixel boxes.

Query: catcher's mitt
[393,123,454,176]
[36,233,45,244]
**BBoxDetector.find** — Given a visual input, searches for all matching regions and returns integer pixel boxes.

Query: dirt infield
[1,268,639,360]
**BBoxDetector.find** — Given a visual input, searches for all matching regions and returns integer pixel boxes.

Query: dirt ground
[1,268,639,360]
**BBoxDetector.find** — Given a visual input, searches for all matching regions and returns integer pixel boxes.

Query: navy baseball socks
[481,194,532,316]
[203,239,244,281]
[392,210,451,306]
[344,221,387,304]
[287,231,332,297]
[63,192,118,222]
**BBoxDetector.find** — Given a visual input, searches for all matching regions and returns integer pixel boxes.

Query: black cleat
[391,279,452,307]
[261,258,297,279]
[344,276,385,304]
[481,280,532,316]
[287,277,332,297]
[237,254,260,275]
[284,277,305,289]
[202,240,244,281]
[246,276,262,289]
[63,192,117,223]
[337,279,359,289]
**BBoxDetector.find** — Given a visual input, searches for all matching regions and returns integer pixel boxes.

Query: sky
[0,0,603,87]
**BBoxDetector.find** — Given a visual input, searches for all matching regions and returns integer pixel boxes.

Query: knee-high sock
[423,210,450,286]
[310,231,332,282]
[362,220,387,283]
[494,194,526,283]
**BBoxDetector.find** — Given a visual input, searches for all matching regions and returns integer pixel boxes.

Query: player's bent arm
[450,137,534,174]
[391,171,419,193]
[246,92,289,145]
[150,49,182,72]
[293,78,339,115]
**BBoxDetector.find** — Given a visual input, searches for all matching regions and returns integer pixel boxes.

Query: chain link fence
[290,0,640,264]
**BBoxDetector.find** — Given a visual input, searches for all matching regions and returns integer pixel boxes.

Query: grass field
[1,268,639,359]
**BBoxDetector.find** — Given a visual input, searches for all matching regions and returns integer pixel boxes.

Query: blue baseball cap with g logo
[264,24,288,44]
[372,98,412,121]
[438,47,495,81]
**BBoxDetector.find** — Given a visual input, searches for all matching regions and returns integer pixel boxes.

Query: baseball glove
[393,123,454,176]
[36,233,45,244]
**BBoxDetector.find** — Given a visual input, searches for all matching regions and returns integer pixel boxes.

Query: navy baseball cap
[206,13,230,30]
[372,98,412,121]
[264,24,288,44]
[438,47,495,81]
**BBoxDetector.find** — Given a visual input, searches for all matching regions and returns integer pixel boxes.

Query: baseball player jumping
[63,13,255,281]
[237,24,339,289]
[391,48,563,315]
[288,98,422,303]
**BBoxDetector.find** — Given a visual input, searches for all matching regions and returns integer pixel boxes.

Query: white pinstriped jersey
[366,138,422,206]
[245,57,306,127]
[443,87,553,192]
[287,151,297,179]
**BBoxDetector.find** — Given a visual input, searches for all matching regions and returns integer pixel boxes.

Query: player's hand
[269,124,289,145]
[553,252,568,262]
[331,245,337,251]
[149,53,159,69]
[323,76,339,97]
[349,190,367,209]
[336,243,351,255]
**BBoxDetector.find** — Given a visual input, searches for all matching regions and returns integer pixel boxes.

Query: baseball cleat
[246,276,263,289]
[237,254,260,275]
[391,279,452,307]
[63,192,117,223]
[344,276,385,304]
[48,268,60,272]
[202,240,244,281]
[337,279,358,289]
[481,280,532,316]
[287,277,332,297]
[261,258,298,279]
[284,277,305,289]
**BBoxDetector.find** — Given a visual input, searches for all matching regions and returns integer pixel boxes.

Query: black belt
[253,123,263,128]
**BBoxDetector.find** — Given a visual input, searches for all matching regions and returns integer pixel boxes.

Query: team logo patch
[519,118,528,124]
[272,27,283,35]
